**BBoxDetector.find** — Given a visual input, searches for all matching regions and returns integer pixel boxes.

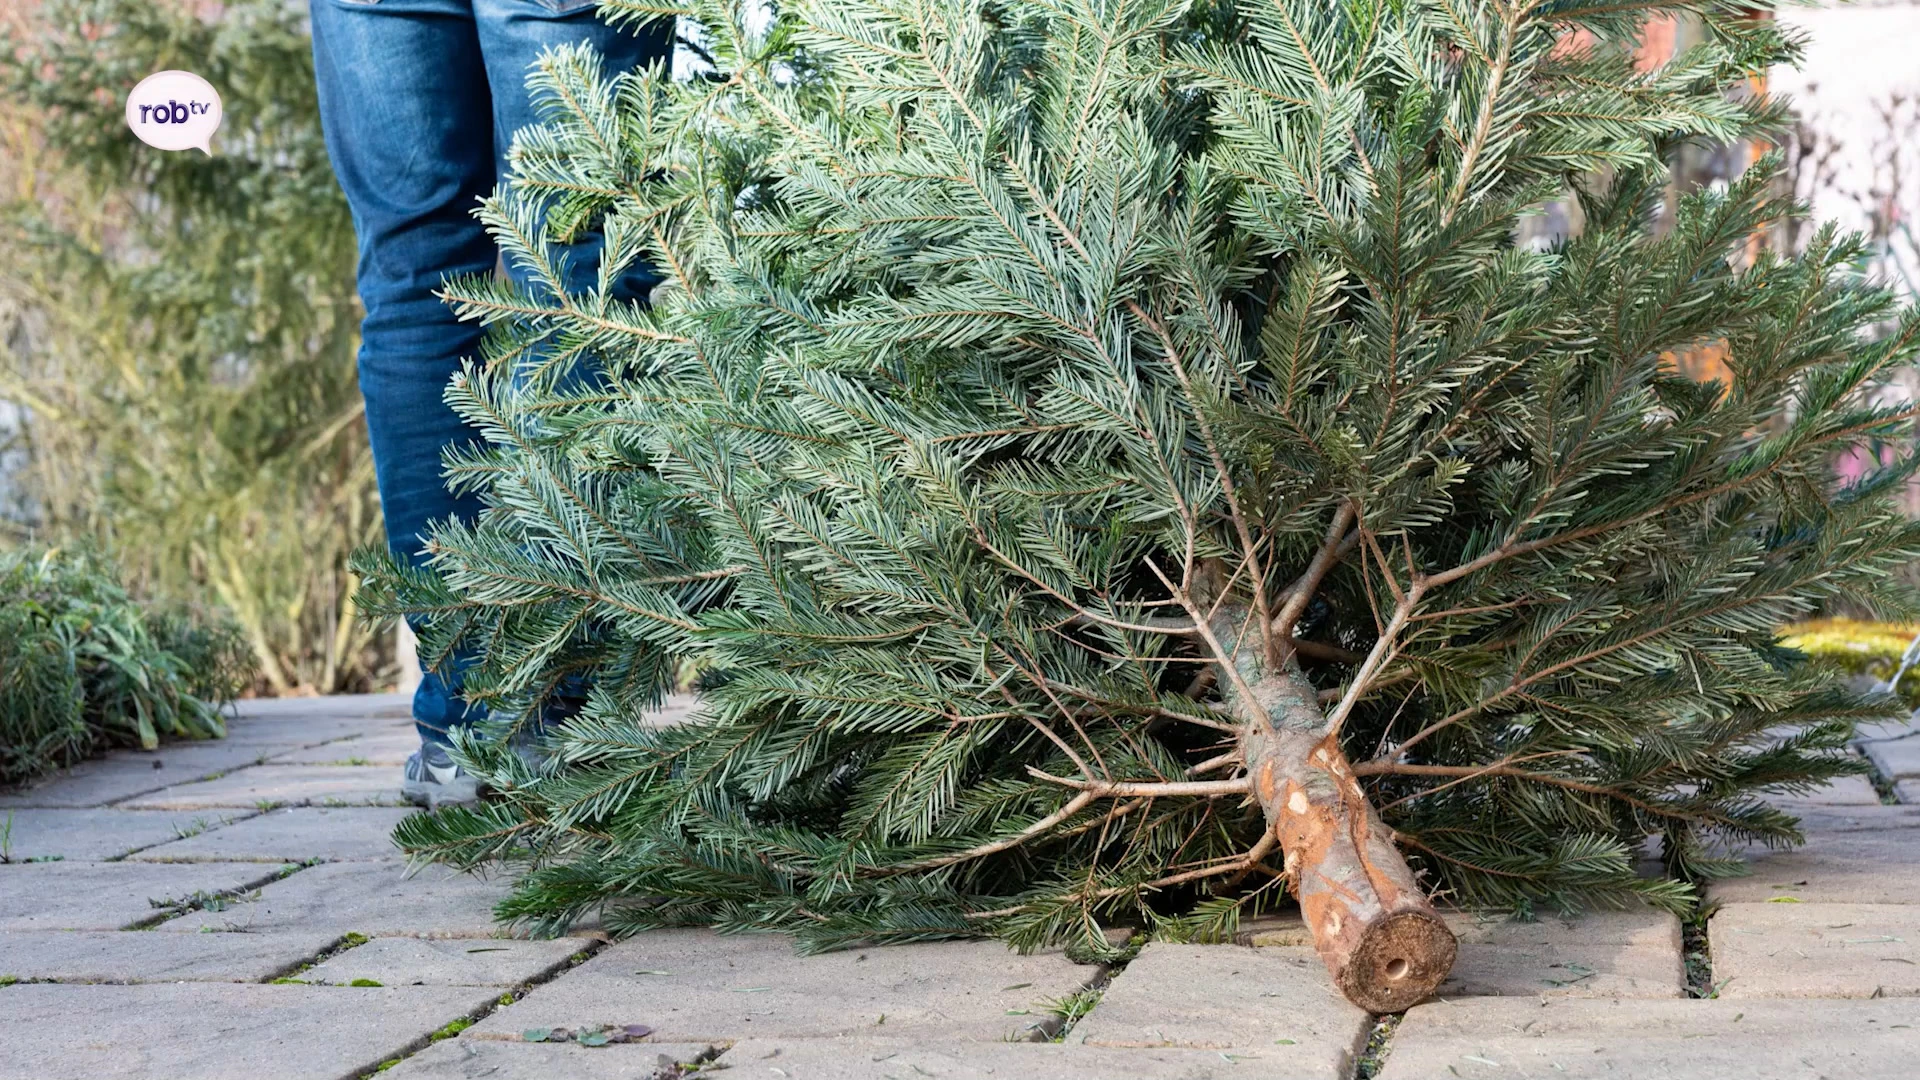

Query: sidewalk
[1,695,1915,1079]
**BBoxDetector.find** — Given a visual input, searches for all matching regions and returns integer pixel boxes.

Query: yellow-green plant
[1781,619,1920,708]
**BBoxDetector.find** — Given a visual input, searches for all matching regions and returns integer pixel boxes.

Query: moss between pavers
[1353,1013,1402,1080]
[268,931,371,984]
[349,939,608,1079]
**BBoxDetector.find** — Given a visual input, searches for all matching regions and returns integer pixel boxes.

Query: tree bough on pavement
[361,0,1920,1011]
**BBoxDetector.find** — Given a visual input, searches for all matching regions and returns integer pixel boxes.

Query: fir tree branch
[1271,501,1357,644]
[1027,767,1252,799]
[1127,298,1277,657]
[889,790,1099,872]
[1440,4,1522,228]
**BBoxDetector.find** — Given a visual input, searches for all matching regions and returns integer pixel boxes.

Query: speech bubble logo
[125,70,222,155]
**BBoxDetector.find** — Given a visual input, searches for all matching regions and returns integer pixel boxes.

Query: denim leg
[473,0,671,310]
[472,3,673,725]
[310,0,497,744]
[313,0,672,742]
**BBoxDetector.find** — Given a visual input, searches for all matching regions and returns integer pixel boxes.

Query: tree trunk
[1231,659,1456,1013]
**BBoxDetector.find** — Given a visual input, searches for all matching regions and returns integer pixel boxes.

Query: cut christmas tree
[361,0,1920,1012]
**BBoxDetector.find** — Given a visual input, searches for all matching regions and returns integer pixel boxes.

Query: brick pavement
[2,695,1914,1079]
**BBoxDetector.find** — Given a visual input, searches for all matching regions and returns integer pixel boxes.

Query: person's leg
[474,0,672,309]
[468,2,674,730]
[309,0,495,753]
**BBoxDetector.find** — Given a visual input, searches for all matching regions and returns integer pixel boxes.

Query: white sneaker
[401,741,481,809]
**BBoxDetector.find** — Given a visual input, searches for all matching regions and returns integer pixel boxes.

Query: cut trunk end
[1240,671,1456,1013]
[1331,908,1455,1013]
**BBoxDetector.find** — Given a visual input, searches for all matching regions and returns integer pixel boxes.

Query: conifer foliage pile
[367,0,1920,1007]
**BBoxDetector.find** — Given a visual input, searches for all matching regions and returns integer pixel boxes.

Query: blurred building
[1774,2,1920,511]
[1775,1,1920,294]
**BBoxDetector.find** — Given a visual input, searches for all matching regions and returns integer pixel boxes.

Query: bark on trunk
[1231,659,1456,1013]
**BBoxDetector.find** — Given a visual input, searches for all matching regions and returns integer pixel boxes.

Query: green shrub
[0,547,252,785]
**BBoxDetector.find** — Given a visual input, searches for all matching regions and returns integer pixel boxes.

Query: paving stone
[1439,906,1684,998]
[227,692,413,720]
[1899,779,1919,804]
[129,806,414,863]
[0,807,257,861]
[1234,908,1311,947]
[1853,712,1918,743]
[1440,940,1682,999]
[268,729,422,766]
[1769,774,1885,807]
[1071,944,1367,1070]
[1442,906,1679,947]
[302,936,587,987]
[0,929,336,983]
[466,929,1092,1042]
[0,861,288,930]
[0,982,496,1080]
[118,764,407,809]
[1784,802,1920,833]
[712,1039,1297,1079]
[153,861,514,937]
[215,718,398,747]
[0,743,302,809]
[1244,907,1684,999]
[397,1040,713,1079]
[1710,902,1920,998]
[1862,736,1920,780]
[383,1040,717,1079]
[1375,997,1920,1080]
[1707,830,1920,904]
[210,698,413,751]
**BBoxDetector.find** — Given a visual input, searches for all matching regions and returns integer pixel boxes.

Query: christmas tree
[363,0,1920,1011]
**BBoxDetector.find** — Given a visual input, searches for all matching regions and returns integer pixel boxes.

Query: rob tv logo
[124,70,223,155]
[137,98,213,124]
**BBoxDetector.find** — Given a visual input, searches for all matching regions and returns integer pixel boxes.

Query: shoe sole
[401,774,482,810]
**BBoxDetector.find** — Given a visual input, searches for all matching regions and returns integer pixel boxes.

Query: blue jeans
[310,0,669,744]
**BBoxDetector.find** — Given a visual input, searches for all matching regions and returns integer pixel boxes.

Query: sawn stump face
[1337,910,1457,1013]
